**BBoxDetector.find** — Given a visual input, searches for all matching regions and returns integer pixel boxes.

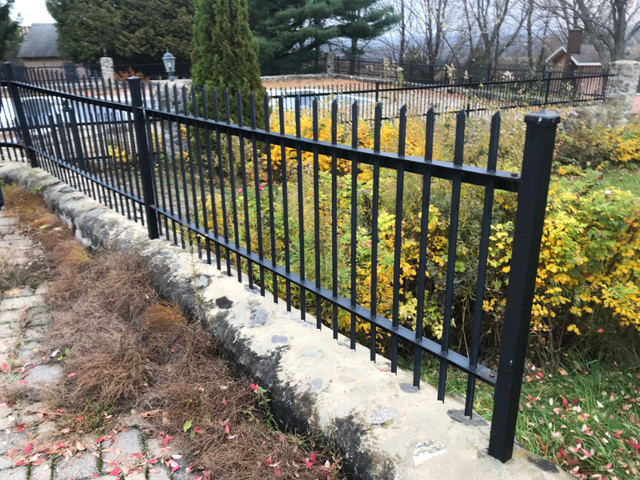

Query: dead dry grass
[1,184,341,479]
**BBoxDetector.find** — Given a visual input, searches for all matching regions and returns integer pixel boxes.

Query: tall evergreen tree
[46,0,193,64]
[249,0,339,74]
[335,0,399,74]
[192,0,264,126]
[0,0,21,61]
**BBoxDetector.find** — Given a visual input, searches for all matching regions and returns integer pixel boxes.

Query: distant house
[546,28,605,97]
[17,23,64,67]
[546,28,602,74]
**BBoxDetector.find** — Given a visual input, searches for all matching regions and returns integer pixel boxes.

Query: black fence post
[489,109,561,462]
[3,62,38,168]
[375,81,380,103]
[127,76,159,240]
[544,72,552,104]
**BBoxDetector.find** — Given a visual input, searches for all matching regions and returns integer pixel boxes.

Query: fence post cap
[524,109,561,126]
[127,76,141,82]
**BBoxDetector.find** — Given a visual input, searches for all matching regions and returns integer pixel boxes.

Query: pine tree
[192,0,265,126]
[335,0,400,74]
[248,0,339,74]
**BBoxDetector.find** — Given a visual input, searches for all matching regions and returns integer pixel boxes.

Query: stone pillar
[99,57,114,83]
[326,52,335,75]
[605,60,640,126]
[148,79,194,160]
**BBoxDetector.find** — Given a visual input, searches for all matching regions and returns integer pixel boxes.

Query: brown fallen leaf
[4,288,23,296]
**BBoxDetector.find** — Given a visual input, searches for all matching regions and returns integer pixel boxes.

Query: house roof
[571,44,601,66]
[545,44,602,67]
[17,24,59,59]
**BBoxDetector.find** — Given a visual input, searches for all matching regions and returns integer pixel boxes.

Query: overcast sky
[11,0,55,26]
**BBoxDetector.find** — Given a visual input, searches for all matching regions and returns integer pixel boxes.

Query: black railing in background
[0,62,561,463]
[267,70,611,121]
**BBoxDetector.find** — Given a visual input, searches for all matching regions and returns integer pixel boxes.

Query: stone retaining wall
[0,162,570,480]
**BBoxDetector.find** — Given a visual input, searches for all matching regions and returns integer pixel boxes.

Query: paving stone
[147,465,171,480]
[0,323,17,337]
[53,453,100,480]
[0,465,28,479]
[0,295,46,310]
[24,364,63,384]
[0,309,21,324]
[22,328,46,343]
[310,377,323,391]
[30,461,53,480]
[0,431,28,455]
[102,429,145,468]
[26,312,51,328]
[0,454,14,470]
[16,342,43,363]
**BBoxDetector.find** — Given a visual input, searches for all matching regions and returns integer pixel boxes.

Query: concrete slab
[25,364,63,384]
[53,453,99,480]
[0,465,28,480]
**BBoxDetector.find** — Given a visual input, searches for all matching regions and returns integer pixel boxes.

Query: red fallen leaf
[96,436,104,443]
[170,460,180,473]
[24,444,32,454]
[561,396,568,407]
[536,372,544,378]
[186,462,193,473]
[109,467,121,476]
[310,452,316,463]
[16,460,26,466]
[61,428,71,434]
[68,372,76,378]
[250,383,259,391]
[16,425,24,432]
[17,379,26,384]
[613,431,622,438]
[597,328,604,333]
[76,415,84,421]
[32,458,47,465]
[275,468,282,476]
[558,448,567,458]
[194,476,203,480]
[108,298,115,302]
[76,441,87,451]
[132,452,144,460]
[2,363,8,373]
[56,409,64,413]
[222,397,227,405]
[170,345,177,353]
[149,469,160,474]
[225,424,230,434]
[163,435,173,445]
[147,458,158,464]
[55,441,66,449]
[265,457,273,467]
[306,461,313,468]
[92,475,99,479]
[571,398,579,405]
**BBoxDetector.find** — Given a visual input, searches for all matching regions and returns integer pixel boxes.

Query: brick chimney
[567,28,583,55]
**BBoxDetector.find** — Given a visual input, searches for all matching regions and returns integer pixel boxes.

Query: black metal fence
[268,69,611,120]
[0,62,561,462]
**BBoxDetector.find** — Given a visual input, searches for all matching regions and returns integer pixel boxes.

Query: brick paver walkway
[0,211,196,480]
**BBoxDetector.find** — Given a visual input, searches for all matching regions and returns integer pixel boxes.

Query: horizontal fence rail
[0,62,560,462]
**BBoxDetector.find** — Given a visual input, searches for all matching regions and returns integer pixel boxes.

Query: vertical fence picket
[465,111,500,415]
[350,101,359,350]
[330,100,339,339]
[438,109,465,400]
[295,95,306,320]
[249,92,265,294]
[263,93,278,302]
[413,107,435,387]
[236,90,253,288]
[369,102,382,362]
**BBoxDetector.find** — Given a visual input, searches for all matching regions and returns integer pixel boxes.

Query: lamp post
[162,49,175,81]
